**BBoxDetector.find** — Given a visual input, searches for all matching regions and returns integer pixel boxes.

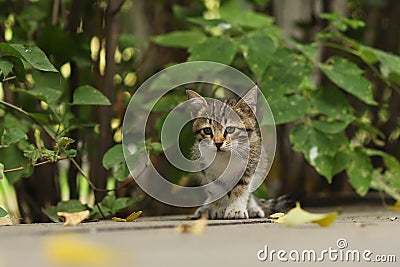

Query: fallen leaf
[112,210,142,222]
[283,202,339,227]
[0,215,14,226]
[269,212,287,223]
[42,234,124,266]
[57,210,89,226]
[387,201,400,211]
[176,216,208,234]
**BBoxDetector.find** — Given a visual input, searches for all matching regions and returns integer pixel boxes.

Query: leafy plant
[0,206,7,218]
[43,195,143,222]
[152,1,400,200]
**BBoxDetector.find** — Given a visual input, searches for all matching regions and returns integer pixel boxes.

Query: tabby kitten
[187,87,274,219]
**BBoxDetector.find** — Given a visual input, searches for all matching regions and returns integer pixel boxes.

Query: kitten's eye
[225,126,236,134]
[203,127,212,135]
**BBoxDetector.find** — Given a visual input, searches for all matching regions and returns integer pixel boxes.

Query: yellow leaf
[268,212,287,223]
[111,217,127,222]
[388,201,400,211]
[112,210,142,222]
[176,216,208,234]
[126,210,142,221]
[284,202,339,227]
[42,234,124,266]
[57,210,89,226]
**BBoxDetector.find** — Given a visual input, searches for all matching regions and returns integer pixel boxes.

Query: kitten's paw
[224,206,249,219]
[194,206,210,219]
[248,206,265,218]
[210,208,226,219]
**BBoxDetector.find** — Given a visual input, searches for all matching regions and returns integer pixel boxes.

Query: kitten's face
[186,88,257,154]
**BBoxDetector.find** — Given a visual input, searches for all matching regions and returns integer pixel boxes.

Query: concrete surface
[0,205,399,267]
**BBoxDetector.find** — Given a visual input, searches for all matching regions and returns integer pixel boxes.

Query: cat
[187,87,292,219]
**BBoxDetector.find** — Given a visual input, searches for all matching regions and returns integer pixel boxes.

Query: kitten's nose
[215,142,223,150]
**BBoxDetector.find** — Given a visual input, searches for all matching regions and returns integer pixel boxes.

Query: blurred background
[0,0,399,223]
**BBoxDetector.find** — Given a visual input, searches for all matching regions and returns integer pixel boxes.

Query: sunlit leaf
[238,34,276,79]
[57,210,90,226]
[188,36,237,65]
[0,163,4,180]
[10,44,58,72]
[283,202,339,227]
[112,211,142,222]
[72,85,111,106]
[319,57,376,105]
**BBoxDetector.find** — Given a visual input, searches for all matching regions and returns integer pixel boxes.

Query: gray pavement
[0,205,399,267]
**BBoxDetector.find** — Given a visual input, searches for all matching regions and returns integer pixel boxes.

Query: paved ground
[0,205,399,267]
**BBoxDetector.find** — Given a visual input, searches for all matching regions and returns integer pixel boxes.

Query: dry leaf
[112,211,142,222]
[0,215,14,226]
[283,202,339,227]
[42,234,123,266]
[387,201,400,211]
[176,216,208,234]
[57,210,89,226]
[269,212,287,223]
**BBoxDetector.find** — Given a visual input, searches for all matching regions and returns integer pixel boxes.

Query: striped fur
[187,87,267,219]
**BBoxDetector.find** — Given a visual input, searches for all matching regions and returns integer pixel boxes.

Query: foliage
[0,206,7,217]
[152,0,400,200]
[0,1,148,221]
[44,195,143,222]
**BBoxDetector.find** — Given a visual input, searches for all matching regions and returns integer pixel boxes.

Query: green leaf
[1,128,27,146]
[114,162,129,181]
[290,124,349,180]
[188,36,237,65]
[0,206,7,217]
[10,44,58,72]
[260,48,312,99]
[13,87,62,104]
[314,155,334,182]
[347,148,373,196]
[310,86,355,123]
[0,58,13,77]
[43,200,89,222]
[219,0,273,28]
[238,34,276,79]
[149,142,163,154]
[311,119,349,134]
[152,31,206,48]
[90,195,143,219]
[332,149,351,176]
[372,48,400,79]
[319,57,376,105]
[269,94,309,124]
[72,85,111,106]
[102,144,124,170]
[3,56,26,82]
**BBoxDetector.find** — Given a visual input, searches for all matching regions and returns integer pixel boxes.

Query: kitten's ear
[186,90,208,118]
[234,85,258,114]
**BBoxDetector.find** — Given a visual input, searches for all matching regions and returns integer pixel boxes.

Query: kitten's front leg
[194,195,228,219]
[224,181,250,219]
